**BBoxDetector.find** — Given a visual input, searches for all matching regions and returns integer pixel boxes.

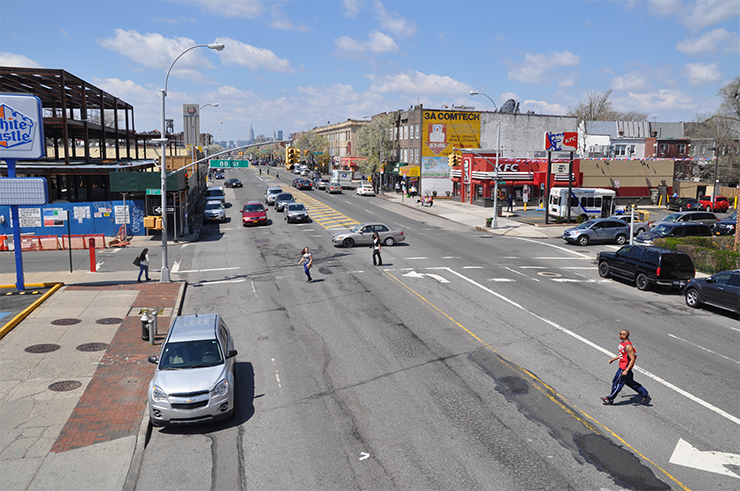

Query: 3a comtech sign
[0,94,45,159]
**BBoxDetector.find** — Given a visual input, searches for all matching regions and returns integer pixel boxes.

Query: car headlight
[152,384,167,402]
[212,378,229,397]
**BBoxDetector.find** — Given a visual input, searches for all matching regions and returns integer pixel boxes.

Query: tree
[355,113,398,176]
[296,131,330,172]
[567,89,648,123]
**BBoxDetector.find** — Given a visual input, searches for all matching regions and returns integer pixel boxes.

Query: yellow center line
[383,271,691,491]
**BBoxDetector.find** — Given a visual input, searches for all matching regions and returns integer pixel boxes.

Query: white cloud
[215,37,293,73]
[335,31,399,53]
[618,89,697,111]
[681,62,722,85]
[374,0,417,38]
[521,99,569,115]
[612,71,650,91]
[0,52,41,68]
[507,51,581,85]
[367,71,472,96]
[676,28,740,55]
[681,0,740,30]
[343,0,364,18]
[192,0,265,19]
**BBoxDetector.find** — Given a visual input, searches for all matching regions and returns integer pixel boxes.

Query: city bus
[548,187,616,221]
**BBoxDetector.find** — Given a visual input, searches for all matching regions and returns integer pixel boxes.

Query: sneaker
[601,397,613,405]
[639,395,650,405]
[307,279,312,283]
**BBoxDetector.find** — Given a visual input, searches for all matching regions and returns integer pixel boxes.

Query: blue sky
[1,0,738,142]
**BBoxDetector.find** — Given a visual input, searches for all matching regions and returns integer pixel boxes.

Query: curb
[0,282,64,340]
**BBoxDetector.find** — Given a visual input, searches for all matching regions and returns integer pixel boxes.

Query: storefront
[449,150,581,206]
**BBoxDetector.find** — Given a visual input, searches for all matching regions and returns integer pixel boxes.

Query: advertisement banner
[544,132,578,152]
[422,110,481,158]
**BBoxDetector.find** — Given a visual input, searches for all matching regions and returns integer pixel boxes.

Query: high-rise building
[249,125,254,142]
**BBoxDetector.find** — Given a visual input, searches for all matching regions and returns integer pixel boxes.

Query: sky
[1,0,739,143]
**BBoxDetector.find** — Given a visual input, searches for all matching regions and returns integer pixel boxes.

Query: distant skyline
[1,0,738,141]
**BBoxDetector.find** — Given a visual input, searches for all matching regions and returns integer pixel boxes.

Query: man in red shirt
[602,330,650,405]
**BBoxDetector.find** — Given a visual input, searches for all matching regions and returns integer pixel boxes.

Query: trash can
[496,204,503,217]
[485,217,493,227]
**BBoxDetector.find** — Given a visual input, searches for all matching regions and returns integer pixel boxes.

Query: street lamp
[205,121,223,148]
[470,90,501,229]
[157,42,224,283]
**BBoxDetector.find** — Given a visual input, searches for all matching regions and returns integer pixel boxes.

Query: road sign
[152,206,175,215]
[209,159,250,168]
[497,181,507,185]
[146,189,161,195]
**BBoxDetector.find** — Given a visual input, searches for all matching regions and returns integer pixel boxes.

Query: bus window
[570,196,578,207]
[595,197,602,207]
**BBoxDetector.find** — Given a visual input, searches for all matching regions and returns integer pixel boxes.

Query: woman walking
[299,247,313,283]
[137,248,150,282]
[371,232,383,267]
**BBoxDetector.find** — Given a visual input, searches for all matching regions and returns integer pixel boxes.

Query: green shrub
[576,214,585,223]
[655,236,740,274]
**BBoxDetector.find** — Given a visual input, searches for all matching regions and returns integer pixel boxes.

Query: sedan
[275,192,295,212]
[214,173,225,180]
[332,223,405,248]
[562,218,630,246]
[285,203,309,223]
[684,270,740,314]
[667,197,701,211]
[224,178,243,188]
[242,201,267,226]
[356,183,375,196]
[314,178,330,190]
[713,211,737,236]
[295,179,313,190]
[326,181,343,194]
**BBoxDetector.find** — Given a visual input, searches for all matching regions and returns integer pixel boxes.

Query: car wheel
[615,234,627,245]
[636,227,645,235]
[685,288,701,308]
[598,262,610,278]
[384,237,396,246]
[342,238,355,248]
[636,273,650,291]
[705,206,712,212]
[577,234,590,246]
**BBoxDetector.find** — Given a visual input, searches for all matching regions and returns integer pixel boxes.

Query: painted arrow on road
[359,452,370,461]
[402,271,449,283]
[669,438,740,479]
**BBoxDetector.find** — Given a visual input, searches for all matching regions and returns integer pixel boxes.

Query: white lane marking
[551,279,598,283]
[172,260,180,274]
[272,358,282,388]
[561,266,596,270]
[488,278,515,282]
[520,266,547,269]
[95,261,104,270]
[175,267,240,273]
[443,256,462,259]
[463,266,484,269]
[180,244,190,249]
[513,236,593,259]
[504,266,539,281]
[402,271,449,283]
[251,279,257,296]
[406,257,428,260]
[200,279,247,285]
[669,438,740,478]
[668,334,739,365]
[365,209,374,214]
[438,266,740,427]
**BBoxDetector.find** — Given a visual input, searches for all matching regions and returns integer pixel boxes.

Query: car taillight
[656,267,661,276]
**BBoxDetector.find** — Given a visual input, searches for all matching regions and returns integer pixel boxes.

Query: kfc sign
[544,132,578,152]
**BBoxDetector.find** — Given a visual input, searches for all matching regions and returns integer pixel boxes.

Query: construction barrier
[5,234,106,252]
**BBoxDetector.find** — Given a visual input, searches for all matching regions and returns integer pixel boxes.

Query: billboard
[544,132,578,152]
[422,110,481,178]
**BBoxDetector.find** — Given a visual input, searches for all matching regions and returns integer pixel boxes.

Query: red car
[698,195,729,213]
[242,201,268,226]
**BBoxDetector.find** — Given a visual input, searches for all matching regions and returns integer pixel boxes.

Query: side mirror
[148,356,158,364]
[227,349,238,358]
[705,278,714,284]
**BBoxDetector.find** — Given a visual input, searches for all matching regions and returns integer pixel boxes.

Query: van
[147,314,237,426]
[205,186,226,203]
[634,222,712,245]
[652,211,718,228]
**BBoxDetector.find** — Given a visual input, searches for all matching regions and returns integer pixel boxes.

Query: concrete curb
[0,282,63,340]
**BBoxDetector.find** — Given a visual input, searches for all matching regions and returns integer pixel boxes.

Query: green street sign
[146,188,161,195]
[497,181,507,185]
[312,152,323,155]
[209,159,250,168]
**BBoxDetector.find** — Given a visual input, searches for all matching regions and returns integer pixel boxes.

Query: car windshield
[205,202,222,210]
[159,340,223,369]
[349,224,364,233]
[576,220,597,229]
[243,205,263,212]
[277,194,293,200]
[663,213,681,222]
[650,224,673,234]
[268,189,281,195]
[287,204,305,211]
[726,211,737,220]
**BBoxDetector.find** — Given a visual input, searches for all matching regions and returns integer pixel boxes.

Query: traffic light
[286,147,298,167]
[448,153,460,166]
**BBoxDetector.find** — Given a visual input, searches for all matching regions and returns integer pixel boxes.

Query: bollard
[149,310,158,344]
[88,238,96,272]
[140,310,152,341]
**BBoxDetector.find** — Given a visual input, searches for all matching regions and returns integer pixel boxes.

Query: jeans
[138,264,150,281]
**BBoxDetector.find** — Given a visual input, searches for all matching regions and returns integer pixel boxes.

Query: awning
[389,162,408,175]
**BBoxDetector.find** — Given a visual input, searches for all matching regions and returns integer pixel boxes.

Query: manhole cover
[95,317,124,325]
[537,271,562,278]
[48,380,82,392]
[25,344,61,354]
[76,342,110,352]
[51,318,82,326]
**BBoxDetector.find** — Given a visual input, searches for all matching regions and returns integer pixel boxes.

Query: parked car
[274,192,295,212]
[242,201,267,226]
[224,178,242,188]
[562,218,630,246]
[698,195,729,213]
[284,203,309,223]
[634,222,712,245]
[147,313,238,426]
[205,186,226,204]
[356,183,376,196]
[203,200,226,222]
[652,211,718,228]
[326,181,343,194]
[684,270,740,314]
[597,245,695,291]
[667,197,701,211]
[610,214,649,236]
[713,211,737,236]
[332,223,405,248]
[314,178,330,190]
[264,186,283,205]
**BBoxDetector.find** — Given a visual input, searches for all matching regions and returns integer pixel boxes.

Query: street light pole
[470,90,501,229]
[157,42,224,283]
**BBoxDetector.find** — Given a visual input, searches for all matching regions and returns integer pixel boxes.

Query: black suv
[667,197,701,211]
[597,245,695,291]
[713,211,737,236]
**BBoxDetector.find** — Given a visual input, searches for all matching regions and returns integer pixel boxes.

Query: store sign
[544,132,578,152]
[0,94,45,159]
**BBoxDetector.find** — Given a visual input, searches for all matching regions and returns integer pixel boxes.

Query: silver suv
[147,314,237,426]
[265,186,283,205]
[562,218,630,246]
[203,200,226,222]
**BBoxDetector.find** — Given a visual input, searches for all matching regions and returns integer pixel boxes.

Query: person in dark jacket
[371,232,383,267]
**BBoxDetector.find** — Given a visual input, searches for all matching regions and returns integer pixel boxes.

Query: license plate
[672,280,684,287]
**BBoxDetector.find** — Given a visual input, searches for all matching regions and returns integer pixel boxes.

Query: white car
[356,183,375,196]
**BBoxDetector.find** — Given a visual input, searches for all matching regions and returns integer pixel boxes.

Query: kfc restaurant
[449,150,581,206]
